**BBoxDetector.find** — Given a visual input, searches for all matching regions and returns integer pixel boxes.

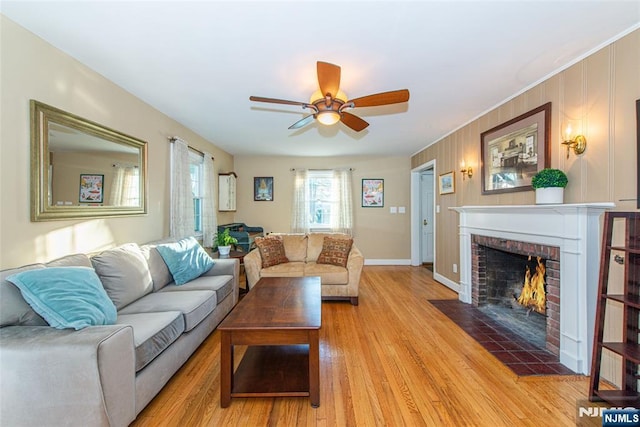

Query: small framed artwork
[254,177,274,201]
[362,178,384,207]
[439,171,455,195]
[481,102,551,194]
[79,174,104,203]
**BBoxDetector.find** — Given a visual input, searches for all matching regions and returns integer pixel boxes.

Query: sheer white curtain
[170,139,194,238]
[201,153,217,248]
[331,168,353,235]
[109,166,139,206]
[290,168,309,233]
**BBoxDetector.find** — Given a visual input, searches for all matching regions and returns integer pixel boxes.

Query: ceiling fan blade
[340,111,369,132]
[250,96,309,107]
[348,89,410,108]
[288,114,316,130]
[317,61,341,98]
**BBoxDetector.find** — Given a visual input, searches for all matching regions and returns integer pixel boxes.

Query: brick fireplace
[471,235,560,356]
[452,203,613,375]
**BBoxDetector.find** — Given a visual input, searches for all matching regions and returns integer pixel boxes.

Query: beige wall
[0,16,234,268]
[411,29,640,284]
[233,156,412,261]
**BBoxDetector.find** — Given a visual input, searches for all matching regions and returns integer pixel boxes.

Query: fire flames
[517,256,546,314]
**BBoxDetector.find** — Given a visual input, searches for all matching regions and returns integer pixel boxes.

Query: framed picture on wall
[254,177,273,201]
[481,102,551,195]
[79,174,104,203]
[438,171,455,195]
[362,179,384,207]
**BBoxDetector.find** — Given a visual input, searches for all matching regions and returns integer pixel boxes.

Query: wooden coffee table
[218,276,321,407]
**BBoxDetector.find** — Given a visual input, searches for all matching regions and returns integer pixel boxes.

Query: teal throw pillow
[6,266,117,330]
[156,237,214,285]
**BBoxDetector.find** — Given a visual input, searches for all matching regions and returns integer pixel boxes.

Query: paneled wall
[411,29,639,284]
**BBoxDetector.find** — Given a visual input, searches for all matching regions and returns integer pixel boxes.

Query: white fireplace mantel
[451,203,614,375]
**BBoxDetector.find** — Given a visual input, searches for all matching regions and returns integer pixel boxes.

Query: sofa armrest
[347,244,365,289]
[0,325,136,427]
[204,258,240,305]
[244,248,262,290]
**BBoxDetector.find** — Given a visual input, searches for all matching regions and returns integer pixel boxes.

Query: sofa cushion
[140,242,174,291]
[46,253,93,268]
[317,236,353,268]
[255,235,289,268]
[118,290,216,332]
[279,234,307,262]
[260,261,305,278]
[6,267,117,330]
[116,311,185,372]
[91,243,154,310]
[155,237,214,285]
[304,262,349,285]
[159,274,234,304]
[0,264,47,327]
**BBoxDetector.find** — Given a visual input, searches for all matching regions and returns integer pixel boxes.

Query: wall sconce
[561,124,587,159]
[460,160,473,180]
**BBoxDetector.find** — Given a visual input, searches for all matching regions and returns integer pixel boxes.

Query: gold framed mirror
[31,100,148,221]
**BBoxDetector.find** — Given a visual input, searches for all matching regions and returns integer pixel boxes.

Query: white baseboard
[364,259,412,266]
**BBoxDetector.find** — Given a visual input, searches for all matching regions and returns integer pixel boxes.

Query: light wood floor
[132,266,598,426]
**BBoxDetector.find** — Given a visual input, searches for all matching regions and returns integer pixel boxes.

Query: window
[189,151,203,235]
[291,168,353,235]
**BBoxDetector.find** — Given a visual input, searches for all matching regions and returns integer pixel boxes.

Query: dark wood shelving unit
[589,211,640,407]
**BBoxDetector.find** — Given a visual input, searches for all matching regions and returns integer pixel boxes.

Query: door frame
[410,160,436,268]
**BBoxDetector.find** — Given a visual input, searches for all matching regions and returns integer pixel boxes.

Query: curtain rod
[290,168,354,171]
[168,137,214,161]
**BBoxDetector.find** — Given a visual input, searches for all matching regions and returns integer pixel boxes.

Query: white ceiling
[2,1,639,157]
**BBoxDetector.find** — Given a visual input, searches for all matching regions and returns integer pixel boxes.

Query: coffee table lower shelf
[231,345,310,397]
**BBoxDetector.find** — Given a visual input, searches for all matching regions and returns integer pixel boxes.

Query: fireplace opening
[476,245,550,351]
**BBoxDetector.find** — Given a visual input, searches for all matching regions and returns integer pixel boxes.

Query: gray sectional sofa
[0,238,239,426]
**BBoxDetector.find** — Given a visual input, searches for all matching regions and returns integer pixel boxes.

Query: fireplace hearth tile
[429,299,576,377]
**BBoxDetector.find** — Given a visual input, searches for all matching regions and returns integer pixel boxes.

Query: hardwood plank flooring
[132,266,599,426]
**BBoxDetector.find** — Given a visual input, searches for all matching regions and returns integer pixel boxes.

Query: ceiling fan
[249,61,410,132]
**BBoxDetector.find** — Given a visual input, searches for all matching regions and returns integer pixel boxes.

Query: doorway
[410,160,435,271]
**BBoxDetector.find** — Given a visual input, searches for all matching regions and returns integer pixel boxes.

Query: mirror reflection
[31,100,147,221]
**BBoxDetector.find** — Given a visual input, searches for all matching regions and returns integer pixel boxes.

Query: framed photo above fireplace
[481,102,551,195]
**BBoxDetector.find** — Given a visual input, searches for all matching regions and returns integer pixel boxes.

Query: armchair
[217,223,264,252]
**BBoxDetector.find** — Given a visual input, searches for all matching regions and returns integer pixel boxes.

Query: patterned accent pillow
[317,236,353,268]
[255,235,289,268]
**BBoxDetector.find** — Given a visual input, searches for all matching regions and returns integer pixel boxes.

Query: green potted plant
[531,168,568,204]
[215,228,238,257]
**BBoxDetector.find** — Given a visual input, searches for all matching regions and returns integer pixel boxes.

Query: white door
[421,171,434,263]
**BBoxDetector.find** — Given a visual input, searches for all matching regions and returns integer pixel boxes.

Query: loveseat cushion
[91,243,153,310]
[304,262,349,285]
[117,290,216,332]
[155,237,214,285]
[306,233,352,261]
[278,234,307,262]
[6,267,117,330]
[116,311,185,371]
[140,242,175,291]
[255,235,289,267]
[159,274,234,304]
[317,236,353,268]
[1,264,47,327]
[260,261,305,278]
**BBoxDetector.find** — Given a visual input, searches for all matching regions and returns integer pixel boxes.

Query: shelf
[593,390,640,406]
[605,294,640,309]
[590,212,640,407]
[602,342,640,364]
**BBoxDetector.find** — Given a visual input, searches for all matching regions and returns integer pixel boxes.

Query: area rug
[429,299,575,376]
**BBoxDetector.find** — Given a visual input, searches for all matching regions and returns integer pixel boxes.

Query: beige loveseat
[244,233,364,305]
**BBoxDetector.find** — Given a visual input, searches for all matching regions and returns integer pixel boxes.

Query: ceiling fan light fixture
[317,110,341,126]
